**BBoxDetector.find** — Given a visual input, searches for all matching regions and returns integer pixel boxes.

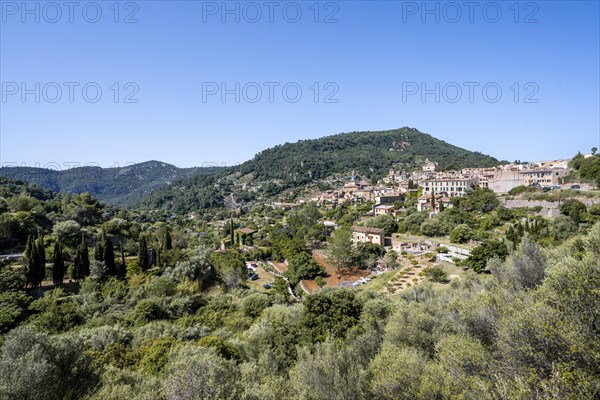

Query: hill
[0,161,222,207]
[140,127,500,213]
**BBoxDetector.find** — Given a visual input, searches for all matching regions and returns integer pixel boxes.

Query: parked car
[249,273,259,281]
[570,184,581,190]
[263,282,274,289]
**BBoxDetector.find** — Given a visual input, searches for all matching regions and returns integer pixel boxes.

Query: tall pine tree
[52,241,64,285]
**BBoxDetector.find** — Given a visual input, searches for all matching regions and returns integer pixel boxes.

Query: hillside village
[210,154,599,295]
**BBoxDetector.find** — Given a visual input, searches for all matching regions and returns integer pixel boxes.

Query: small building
[520,169,568,187]
[374,204,395,216]
[351,226,385,246]
[422,161,438,172]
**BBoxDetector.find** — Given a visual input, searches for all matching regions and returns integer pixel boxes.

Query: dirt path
[301,253,370,293]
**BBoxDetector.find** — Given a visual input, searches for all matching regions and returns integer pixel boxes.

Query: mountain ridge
[139,127,501,213]
[1,127,501,211]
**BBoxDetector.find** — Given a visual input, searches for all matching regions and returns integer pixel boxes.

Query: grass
[244,264,276,293]
[360,270,397,292]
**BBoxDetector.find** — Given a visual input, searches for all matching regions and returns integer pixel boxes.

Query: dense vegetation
[1,221,598,399]
[1,149,599,400]
[142,127,499,214]
[569,152,600,187]
[237,127,498,183]
[0,161,220,207]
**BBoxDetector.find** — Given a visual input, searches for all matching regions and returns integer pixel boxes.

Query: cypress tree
[94,238,104,262]
[73,243,81,281]
[164,228,172,251]
[119,242,127,277]
[34,234,46,286]
[138,235,149,271]
[74,235,89,281]
[430,190,436,211]
[103,229,116,276]
[80,237,90,278]
[52,241,64,285]
[24,235,36,287]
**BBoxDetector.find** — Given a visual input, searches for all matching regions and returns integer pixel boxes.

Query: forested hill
[0,161,222,207]
[139,128,500,214]
[237,127,498,182]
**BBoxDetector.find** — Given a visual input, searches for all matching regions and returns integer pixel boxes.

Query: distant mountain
[140,127,500,213]
[0,161,223,207]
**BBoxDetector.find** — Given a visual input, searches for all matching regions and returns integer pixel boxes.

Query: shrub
[136,336,177,375]
[241,293,272,319]
[450,224,473,244]
[132,299,166,325]
[422,267,449,283]
[197,335,241,360]
[0,291,31,333]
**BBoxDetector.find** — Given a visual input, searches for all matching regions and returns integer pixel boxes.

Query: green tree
[90,260,108,280]
[301,288,362,341]
[52,220,81,248]
[422,267,448,283]
[559,199,587,224]
[35,233,46,286]
[73,235,89,281]
[102,229,116,276]
[450,224,473,243]
[52,241,64,285]
[420,217,449,237]
[163,227,172,250]
[138,235,149,271]
[365,214,398,236]
[370,345,426,399]
[285,252,324,286]
[327,226,354,277]
[465,240,509,272]
[166,345,242,400]
[23,234,37,287]
[460,188,500,213]
[578,155,600,187]
[211,250,246,290]
[79,236,90,279]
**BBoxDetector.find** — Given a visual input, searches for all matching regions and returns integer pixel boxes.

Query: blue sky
[1,0,599,168]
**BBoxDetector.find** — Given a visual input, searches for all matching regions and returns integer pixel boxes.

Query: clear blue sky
[1,0,599,168]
